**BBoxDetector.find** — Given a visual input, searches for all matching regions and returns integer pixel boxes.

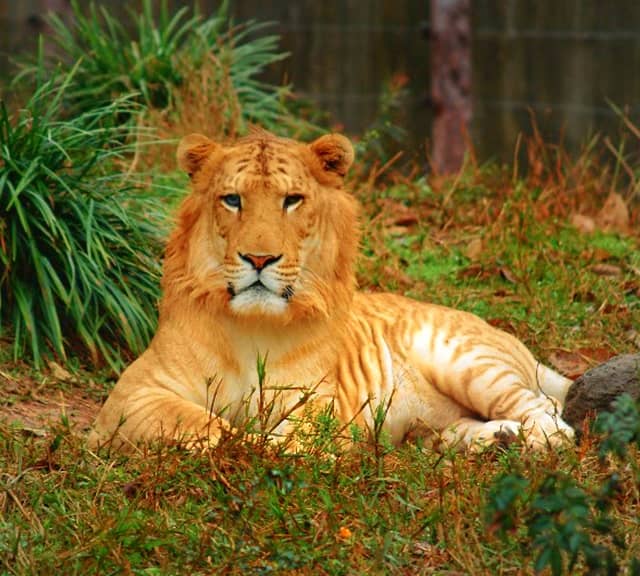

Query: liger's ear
[309,134,354,177]
[177,133,218,177]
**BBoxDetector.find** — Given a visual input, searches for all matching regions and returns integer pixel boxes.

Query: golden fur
[89,130,574,451]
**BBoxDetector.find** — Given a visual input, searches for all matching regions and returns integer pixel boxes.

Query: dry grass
[140,54,244,172]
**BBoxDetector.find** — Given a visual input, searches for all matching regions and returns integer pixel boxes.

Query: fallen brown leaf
[595,192,630,234]
[47,361,74,382]
[499,266,519,284]
[548,351,590,379]
[622,279,640,298]
[458,263,486,279]
[393,213,420,227]
[591,263,623,276]
[487,317,518,332]
[548,347,615,379]
[465,237,484,261]
[570,213,596,234]
[591,248,613,262]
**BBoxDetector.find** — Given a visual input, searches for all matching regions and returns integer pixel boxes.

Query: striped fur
[89,131,574,452]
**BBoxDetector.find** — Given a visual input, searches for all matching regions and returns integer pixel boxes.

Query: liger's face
[207,139,320,317]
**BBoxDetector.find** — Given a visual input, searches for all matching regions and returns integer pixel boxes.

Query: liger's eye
[221,194,242,210]
[283,194,304,211]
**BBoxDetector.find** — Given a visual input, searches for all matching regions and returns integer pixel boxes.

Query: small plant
[595,393,640,460]
[354,74,410,176]
[0,65,166,368]
[370,394,396,460]
[485,471,628,575]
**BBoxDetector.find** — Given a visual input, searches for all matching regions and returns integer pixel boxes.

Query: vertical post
[430,0,472,173]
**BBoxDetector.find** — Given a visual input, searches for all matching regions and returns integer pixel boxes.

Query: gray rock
[562,353,640,429]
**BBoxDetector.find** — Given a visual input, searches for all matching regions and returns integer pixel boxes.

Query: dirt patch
[1,393,100,434]
[0,365,102,434]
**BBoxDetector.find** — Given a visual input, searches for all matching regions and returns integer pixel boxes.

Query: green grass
[359,175,640,357]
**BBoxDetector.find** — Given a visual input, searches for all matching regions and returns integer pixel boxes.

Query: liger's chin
[228,286,290,317]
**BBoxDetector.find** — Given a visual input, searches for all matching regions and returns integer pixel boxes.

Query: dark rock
[562,354,640,429]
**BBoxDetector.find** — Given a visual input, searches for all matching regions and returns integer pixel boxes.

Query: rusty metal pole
[430,0,472,173]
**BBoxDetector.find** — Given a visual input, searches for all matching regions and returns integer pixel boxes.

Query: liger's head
[162,129,360,324]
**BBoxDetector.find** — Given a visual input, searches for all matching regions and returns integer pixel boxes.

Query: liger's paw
[521,414,575,450]
[467,419,522,452]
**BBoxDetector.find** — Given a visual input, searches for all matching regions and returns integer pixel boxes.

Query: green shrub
[0,65,166,369]
[20,0,295,133]
[485,392,640,574]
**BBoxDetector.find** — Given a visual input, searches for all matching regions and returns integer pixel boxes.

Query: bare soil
[0,363,102,435]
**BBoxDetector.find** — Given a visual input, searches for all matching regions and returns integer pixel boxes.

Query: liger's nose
[239,252,282,271]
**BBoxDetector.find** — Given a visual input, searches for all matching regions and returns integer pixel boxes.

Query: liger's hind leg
[458,366,574,449]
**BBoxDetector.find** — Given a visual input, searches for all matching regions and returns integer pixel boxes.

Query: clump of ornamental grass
[0,64,166,369]
[18,0,297,133]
